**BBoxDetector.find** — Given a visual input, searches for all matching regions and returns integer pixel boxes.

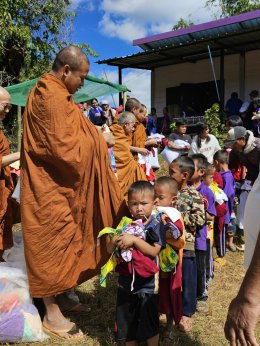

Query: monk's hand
[145,139,158,147]
[117,234,135,250]
[224,295,260,346]
[138,148,150,156]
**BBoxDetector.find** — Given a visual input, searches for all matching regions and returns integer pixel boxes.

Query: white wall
[152,50,260,115]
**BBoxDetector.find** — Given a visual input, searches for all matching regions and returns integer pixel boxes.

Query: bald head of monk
[51,45,90,94]
[0,87,12,121]
[118,111,137,136]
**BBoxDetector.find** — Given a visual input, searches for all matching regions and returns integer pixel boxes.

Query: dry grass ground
[7,158,260,346]
[9,252,253,346]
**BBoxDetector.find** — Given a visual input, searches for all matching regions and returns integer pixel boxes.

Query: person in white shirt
[189,123,221,163]
[224,167,260,346]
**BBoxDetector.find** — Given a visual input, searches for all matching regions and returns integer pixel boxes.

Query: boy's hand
[106,235,120,254]
[117,234,135,250]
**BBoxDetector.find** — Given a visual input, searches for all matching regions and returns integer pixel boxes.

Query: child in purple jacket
[213,150,236,252]
[190,154,216,313]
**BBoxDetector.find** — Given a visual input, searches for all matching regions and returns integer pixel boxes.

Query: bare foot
[43,296,83,340]
[43,318,83,340]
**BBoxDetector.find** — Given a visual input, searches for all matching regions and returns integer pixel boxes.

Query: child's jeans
[182,255,197,317]
[195,250,208,301]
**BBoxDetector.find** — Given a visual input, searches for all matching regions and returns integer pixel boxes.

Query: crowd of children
[100,146,240,345]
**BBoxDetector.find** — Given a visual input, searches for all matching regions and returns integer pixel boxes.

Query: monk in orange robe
[110,112,147,199]
[0,87,20,260]
[21,46,124,340]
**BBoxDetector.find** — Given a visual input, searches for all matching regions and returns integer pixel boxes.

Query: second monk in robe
[110,112,147,199]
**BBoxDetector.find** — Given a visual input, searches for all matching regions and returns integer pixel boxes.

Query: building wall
[152,50,260,116]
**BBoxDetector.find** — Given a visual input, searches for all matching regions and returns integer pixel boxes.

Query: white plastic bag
[150,147,160,169]
[160,139,187,164]
[0,232,48,343]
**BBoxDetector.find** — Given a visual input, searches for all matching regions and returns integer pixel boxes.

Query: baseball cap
[225,126,247,147]
[101,99,109,105]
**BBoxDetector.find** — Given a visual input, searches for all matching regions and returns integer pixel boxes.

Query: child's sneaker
[196,300,209,314]
[178,316,192,332]
[236,243,245,251]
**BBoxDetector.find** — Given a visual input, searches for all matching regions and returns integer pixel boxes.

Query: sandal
[61,302,91,315]
[42,322,84,341]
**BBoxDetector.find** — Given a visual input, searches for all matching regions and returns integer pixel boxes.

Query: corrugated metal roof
[97,10,260,70]
[134,10,260,50]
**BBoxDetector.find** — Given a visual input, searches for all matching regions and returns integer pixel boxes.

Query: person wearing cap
[167,118,192,153]
[101,99,116,127]
[0,87,20,261]
[226,126,260,182]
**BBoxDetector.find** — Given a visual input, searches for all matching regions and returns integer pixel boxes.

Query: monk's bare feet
[43,297,84,340]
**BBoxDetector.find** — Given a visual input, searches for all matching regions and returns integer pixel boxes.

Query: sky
[71,0,220,109]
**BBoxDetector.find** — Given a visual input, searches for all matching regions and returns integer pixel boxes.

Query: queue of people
[0,45,260,345]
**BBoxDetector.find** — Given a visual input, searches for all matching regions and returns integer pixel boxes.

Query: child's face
[169,163,185,187]
[128,191,155,223]
[190,160,204,183]
[154,184,177,207]
[204,173,214,186]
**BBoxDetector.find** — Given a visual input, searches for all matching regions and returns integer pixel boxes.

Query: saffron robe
[0,131,14,250]
[21,73,124,297]
[110,123,147,199]
[132,122,146,158]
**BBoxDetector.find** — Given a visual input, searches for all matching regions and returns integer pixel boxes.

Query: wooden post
[123,92,127,110]
[220,49,225,111]
[239,51,245,101]
[17,106,22,151]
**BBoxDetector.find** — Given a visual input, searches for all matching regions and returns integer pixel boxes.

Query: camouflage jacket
[176,187,205,251]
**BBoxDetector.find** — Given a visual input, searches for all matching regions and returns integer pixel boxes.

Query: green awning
[6,75,130,107]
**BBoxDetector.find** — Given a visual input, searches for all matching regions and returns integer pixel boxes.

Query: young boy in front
[169,156,205,332]
[107,181,165,346]
[190,154,216,312]
[154,177,185,339]
[213,150,236,252]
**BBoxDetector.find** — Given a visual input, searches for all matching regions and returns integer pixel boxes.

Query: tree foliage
[204,103,225,146]
[0,0,97,83]
[172,18,194,31]
[206,0,260,17]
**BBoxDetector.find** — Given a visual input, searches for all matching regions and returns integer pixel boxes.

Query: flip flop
[61,302,91,315]
[42,322,84,341]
